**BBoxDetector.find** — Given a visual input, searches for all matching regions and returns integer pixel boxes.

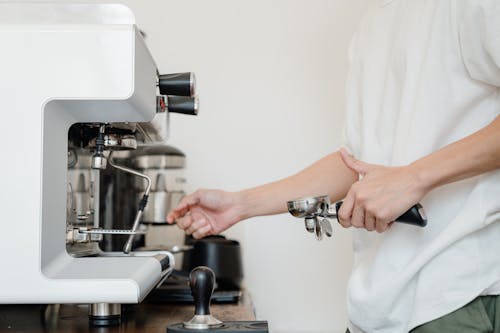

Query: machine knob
[159,72,196,97]
[183,266,223,329]
[167,95,199,116]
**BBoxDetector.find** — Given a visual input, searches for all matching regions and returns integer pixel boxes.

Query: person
[167,1,500,332]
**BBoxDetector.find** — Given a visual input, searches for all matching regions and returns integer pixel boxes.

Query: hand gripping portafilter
[287,195,427,240]
[167,267,269,333]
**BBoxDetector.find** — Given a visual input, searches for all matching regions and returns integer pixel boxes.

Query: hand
[337,148,427,233]
[166,189,243,239]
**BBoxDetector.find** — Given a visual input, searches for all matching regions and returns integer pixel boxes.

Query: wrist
[232,189,254,221]
[407,160,437,194]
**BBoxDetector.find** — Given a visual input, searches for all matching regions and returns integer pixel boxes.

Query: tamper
[167,267,269,333]
[184,266,223,329]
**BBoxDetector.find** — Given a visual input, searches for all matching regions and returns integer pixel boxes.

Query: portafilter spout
[287,195,335,240]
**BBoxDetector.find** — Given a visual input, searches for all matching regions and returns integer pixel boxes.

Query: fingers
[185,216,207,235]
[166,191,202,223]
[175,212,194,231]
[192,225,212,239]
[338,192,355,228]
[376,218,390,233]
[364,214,376,232]
[351,206,365,228]
[338,187,383,232]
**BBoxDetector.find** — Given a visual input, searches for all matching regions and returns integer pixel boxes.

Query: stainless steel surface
[89,134,138,151]
[287,195,329,218]
[183,314,223,330]
[123,210,145,254]
[193,95,199,115]
[288,195,337,241]
[321,218,333,237]
[314,219,323,241]
[304,217,316,233]
[108,154,152,254]
[89,303,121,317]
[137,244,194,253]
[134,155,185,169]
[104,133,137,150]
[142,190,185,224]
[80,228,147,235]
[190,72,196,96]
[91,155,107,170]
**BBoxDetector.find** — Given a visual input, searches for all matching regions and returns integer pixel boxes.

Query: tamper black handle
[334,201,427,227]
[189,266,216,316]
[167,95,199,116]
[159,72,195,96]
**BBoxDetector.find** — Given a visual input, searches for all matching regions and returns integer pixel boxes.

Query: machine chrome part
[91,124,108,170]
[133,154,185,169]
[91,155,107,170]
[89,303,121,327]
[82,229,146,235]
[67,227,103,243]
[104,133,137,150]
[190,72,197,96]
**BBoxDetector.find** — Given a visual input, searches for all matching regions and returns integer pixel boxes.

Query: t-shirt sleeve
[458,0,500,87]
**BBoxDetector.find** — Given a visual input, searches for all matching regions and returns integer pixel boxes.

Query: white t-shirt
[344,1,500,332]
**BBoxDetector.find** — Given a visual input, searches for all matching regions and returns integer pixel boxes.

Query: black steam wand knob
[158,72,196,97]
[183,267,223,329]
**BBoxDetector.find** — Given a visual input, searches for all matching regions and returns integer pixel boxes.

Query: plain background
[15,0,369,331]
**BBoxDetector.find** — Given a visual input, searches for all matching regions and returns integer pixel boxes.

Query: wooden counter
[0,297,256,333]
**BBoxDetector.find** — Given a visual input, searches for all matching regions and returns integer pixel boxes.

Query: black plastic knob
[189,266,216,316]
[334,201,427,227]
[167,95,199,116]
[159,72,196,97]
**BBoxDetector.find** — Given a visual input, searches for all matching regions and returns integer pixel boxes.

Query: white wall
[17,0,368,331]
[150,2,368,332]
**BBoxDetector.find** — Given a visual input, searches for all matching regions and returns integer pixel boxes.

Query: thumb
[340,148,371,176]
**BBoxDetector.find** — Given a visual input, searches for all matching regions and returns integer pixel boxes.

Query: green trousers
[346,295,500,333]
[411,296,500,333]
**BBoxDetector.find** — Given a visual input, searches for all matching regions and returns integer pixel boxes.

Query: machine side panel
[0,19,161,303]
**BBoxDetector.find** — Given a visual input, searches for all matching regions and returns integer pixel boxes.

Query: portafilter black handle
[334,201,427,227]
[189,266,216,316]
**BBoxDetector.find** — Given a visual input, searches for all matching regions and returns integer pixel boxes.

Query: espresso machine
[0,2,197,325]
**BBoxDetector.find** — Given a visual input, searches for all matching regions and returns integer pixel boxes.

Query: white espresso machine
[0,3,198,325]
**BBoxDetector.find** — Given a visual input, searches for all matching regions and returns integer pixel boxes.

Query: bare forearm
[235,151,357,220]
[411,115,500,192]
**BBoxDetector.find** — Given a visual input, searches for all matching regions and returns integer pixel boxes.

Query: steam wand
[108,152,152,254]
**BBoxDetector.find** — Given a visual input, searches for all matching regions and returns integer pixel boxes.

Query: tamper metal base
[167,321,269,333]
[184,314,223,329]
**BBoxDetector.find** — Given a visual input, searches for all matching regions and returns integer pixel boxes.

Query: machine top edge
[0,3,135,25]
